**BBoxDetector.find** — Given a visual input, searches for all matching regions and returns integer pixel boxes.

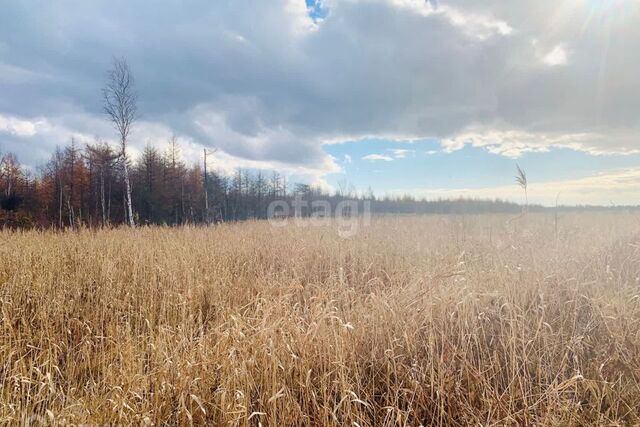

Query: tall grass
[1,214,640,425]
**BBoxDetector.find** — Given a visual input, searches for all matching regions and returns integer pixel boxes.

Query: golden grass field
[1,213,640,426]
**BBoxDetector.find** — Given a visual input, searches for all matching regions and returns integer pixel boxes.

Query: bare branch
[102,57,138,153]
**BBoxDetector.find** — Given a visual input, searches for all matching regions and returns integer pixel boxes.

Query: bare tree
[103,57,138,227]
[53,147,65,229]
[165,136,185,224]
[86,141,119,226]
[0,153,21,197]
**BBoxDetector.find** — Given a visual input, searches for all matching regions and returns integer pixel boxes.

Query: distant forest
[0,140,633,230]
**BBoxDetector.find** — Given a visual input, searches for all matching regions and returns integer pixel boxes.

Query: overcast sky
[1,0,640,205]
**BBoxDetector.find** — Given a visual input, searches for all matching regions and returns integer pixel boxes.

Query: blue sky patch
[306,0,328,22]
[323,140,640,199]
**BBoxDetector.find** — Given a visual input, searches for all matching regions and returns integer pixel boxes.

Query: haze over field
[2,0,640,205]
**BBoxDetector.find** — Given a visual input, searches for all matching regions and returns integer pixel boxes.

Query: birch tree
[103,58,138,227]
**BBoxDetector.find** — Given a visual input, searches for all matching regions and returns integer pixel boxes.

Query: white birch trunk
[122,158,135,227]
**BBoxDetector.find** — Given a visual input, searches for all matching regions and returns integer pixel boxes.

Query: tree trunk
[181,178,185,224]
[100,169,106,226]
[122,158,135,227]
[58,179,63,229]
[107,178,112,224]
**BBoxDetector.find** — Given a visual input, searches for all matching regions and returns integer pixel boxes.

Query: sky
[1,0,640,205]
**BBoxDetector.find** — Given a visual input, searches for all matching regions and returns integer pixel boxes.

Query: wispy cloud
[388,148,414,159]
[441,127,640,158]
[363,153,394,162]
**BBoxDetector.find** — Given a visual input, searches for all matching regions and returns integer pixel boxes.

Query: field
[1,214,640,425]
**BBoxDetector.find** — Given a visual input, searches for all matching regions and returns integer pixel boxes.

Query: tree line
[0,58,532,229]
[0,139,534,230]
[0,136,279,228]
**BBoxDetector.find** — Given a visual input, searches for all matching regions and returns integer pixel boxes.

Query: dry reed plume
[1,214,640,425]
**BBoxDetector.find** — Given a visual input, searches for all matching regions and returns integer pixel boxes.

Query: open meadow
[1,213,640,425]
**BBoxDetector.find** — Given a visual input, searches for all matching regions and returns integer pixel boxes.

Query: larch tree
[85,141,119,226]
[102,57,138,227]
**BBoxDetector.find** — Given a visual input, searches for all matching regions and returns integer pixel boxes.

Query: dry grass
[1,213,640,426]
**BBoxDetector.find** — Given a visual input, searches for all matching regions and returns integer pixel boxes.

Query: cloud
[0,62,51,85]
[543,44,569,66]
[363,153,394,161]
[0,111,181,167]
[1,0,639,177]
[441,127,640,158]
[0,114,39,137]
[0,111,341,182]
[389,148,414,158]
[389,0,512,39]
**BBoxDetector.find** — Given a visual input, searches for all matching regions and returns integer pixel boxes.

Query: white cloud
[441,127,640,158]
[389,0,512,39]
[0,109,341,181]
[363,153,394,161]
[0,112,177,165]
[388,148,413,158]
[543,44,569,66]
[0,114,39,137]
[284,0,320,34]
